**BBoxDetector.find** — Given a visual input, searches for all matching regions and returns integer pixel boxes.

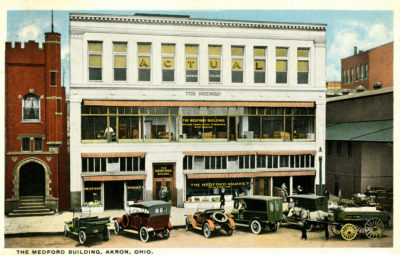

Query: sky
[7,10,393,92]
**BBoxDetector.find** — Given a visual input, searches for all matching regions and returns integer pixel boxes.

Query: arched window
[23,94,40,121]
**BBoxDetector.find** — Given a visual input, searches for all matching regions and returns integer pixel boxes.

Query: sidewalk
[4,206,234,235]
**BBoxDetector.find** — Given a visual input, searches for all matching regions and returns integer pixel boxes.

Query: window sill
[81,139,108,143]
[20,121,42,124]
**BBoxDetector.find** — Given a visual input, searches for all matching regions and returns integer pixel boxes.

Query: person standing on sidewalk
[220,188,225,209]
[300,220,308,240]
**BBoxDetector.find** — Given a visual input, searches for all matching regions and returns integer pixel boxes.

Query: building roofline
[69,12,327,31]
[341,41,393,60]
[326,87,393,102]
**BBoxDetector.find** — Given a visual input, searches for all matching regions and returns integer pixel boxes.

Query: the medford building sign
[69,13,326,210]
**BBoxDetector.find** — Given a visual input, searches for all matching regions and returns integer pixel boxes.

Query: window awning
[183,150,316,156]
[326,120,392,142]
[81,152,146,158]
[186,171,315,179]
[83,175,146,181]
[83,100,314,108]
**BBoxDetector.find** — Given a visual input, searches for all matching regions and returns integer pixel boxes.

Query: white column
[270,177,273,196]
[102,39,112,83]
[289,176,293,195]
[222,44,230,86]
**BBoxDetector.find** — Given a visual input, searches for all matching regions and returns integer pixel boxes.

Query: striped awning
[81,152,146,158]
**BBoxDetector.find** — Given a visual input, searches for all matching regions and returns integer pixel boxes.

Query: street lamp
[319,147,323,196]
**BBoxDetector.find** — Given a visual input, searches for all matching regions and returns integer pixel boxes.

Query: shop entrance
[19,162,45,197]
[104,181,124,209]
[153,163,176,206]
[253,177,271,196]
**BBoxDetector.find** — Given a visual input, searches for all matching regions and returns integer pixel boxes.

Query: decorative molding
[18,95,22,99]
[7,151,55,155]
[46,157,52,162]
[55,112,63,115]
[70,14,327,31]
[46,96,63,99]
[29,89,34,93]
[12,157,18,162]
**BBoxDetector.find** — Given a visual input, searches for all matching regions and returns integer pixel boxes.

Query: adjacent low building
[326,87,393,199]
[69,13,326,210]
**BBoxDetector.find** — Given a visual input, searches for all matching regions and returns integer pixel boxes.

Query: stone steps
[8,196,55,217]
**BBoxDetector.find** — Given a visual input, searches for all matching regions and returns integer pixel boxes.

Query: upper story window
[231,46,244,83]
[185,45,198,83]
[297,48,309,84]
[138,43,151,81]
[254,47,266,83]
[276,47,288,84]
[356,66,359,81]
[350,68,354,83]
[360,65,364,80]
[347,69,350,84]
[208,45,221,82]
[50,71,57,86]
[161,44,175,82]
[22,138,30,151]
[23,93,40,121]
[365,64,368,79]
[88,41,102,81]
[113,42,127,81]
[34,138,43,151]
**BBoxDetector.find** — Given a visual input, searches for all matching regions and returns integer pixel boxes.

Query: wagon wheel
[78,230,87,244]
[203,222,212,238]
[113,219,121,235]
[185,217,192,231]
[162,228,170,239]
[340,223,358,241]
[139,226,149,243]
[364,218,384,239]
[329,224,341,236]
[103,228,110,241]
[64,224,68,237]
[250,220,262,235]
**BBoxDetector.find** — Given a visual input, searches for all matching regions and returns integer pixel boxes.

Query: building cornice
[70,13,327,32]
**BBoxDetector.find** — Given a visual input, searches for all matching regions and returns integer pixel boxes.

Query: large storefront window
[186,178,251,198]
[127,180,144,204]
[82,156,145,173]
[84,181,102,207]
[81,104,315,142]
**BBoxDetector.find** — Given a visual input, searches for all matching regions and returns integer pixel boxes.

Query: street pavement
[4,206,235,235]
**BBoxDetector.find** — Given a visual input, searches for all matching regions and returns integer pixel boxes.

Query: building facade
[5,32,69,215]
[341,42,393,91]
[69,13,326,209]
[326,88,393,199]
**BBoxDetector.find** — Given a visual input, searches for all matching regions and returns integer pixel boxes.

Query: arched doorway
[19,162,45,196]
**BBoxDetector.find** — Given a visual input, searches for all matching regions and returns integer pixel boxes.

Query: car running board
[234,223,249,227]
[122,229,139,234]
[193,226,202,231]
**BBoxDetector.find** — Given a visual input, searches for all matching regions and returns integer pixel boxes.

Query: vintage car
[185,208,235,238]
[283,194,330,231]
[64,208,110,244]
[231,196,283,234]
[113,200,172,243]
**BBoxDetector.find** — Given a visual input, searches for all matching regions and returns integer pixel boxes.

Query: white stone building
[69,13,326,210]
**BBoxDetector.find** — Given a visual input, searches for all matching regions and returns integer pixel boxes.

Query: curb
[5,225,187,238]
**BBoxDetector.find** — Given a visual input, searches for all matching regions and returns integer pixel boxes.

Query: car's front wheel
[103,228,110,241]
[225,227,233,236]
[185,217,192,231]
[203,222,212,238]
[78,230,87,244]
[162,228,170,239]
[139,226,149,243]
[113,219,121,235]
[250,220,262,235]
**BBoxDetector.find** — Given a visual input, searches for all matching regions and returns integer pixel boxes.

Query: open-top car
[113,200,172,243]
[231,196,283,234]
[64,208,110,244]
[185,208,235,238]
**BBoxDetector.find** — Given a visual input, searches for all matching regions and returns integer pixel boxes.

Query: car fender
[205,219,216,231]
[249,217,262,226]
[187,215,197,228]
[121,214,130,228]
[228,217,236,230]
[167,222,173,229]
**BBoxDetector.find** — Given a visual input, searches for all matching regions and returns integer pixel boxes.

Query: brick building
[341,42,393,91]
[5,31,69,215]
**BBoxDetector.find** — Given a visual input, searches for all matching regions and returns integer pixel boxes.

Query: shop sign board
[190,180,250,189]
[181,116,227,129]
[154,164,174,178]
